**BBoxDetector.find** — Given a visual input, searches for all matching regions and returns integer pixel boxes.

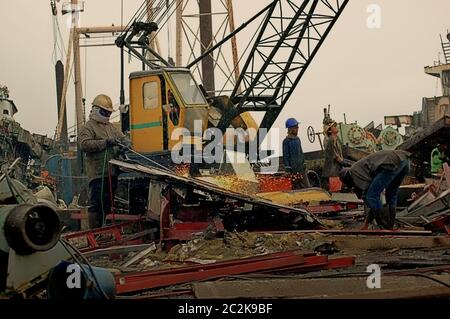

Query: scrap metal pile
[397,164,450,234]
[1,149,450,299]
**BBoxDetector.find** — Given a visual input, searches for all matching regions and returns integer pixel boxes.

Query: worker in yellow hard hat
[78,94,128,229]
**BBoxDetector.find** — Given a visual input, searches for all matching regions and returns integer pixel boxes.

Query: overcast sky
[0,0,449,152]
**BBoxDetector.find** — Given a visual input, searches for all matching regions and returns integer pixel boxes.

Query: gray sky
[0,0,449,152]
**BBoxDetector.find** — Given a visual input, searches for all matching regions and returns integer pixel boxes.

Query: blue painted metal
[45,154,74,205]
[47,260,116,300]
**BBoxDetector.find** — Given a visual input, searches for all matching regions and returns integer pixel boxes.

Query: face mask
[91,106,110,123]
[99,108,112,118]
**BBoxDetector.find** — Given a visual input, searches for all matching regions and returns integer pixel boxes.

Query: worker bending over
[79,94,128,229]
[283,118,310,189]
[339,150,410,230]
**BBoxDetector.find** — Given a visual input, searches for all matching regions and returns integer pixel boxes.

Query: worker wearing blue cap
[282,118,310,189]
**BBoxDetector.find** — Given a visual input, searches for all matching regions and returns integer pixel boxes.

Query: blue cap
[285,118,300,128]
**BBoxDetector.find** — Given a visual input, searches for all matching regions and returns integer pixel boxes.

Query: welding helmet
[285,118,300,128]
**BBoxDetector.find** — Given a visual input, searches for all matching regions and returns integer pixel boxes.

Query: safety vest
[431,148,444,174]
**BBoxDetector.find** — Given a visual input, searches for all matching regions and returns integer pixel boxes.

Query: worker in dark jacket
[79,94,128,229]
[322,121,344,191]
[339,150,410,230]
[283,118,310,189]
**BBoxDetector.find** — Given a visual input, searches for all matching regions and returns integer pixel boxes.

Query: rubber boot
[388,205,397,230]
[88,213,102,229]
[361,209,376,230]
[375,206,391,230]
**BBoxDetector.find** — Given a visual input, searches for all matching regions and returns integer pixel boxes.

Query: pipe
[55,61,69,150]
[0,204,61,255]
[47,260,116,300]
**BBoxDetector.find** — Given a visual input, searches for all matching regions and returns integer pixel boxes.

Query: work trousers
[88,176,118,227]
[365,159,410,210]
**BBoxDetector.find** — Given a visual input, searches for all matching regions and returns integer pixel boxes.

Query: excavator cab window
[169,73,206,105]
[143,82,159,109]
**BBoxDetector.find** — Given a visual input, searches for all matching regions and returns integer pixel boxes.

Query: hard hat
[285,118,300,128]
[324,121,337,134]
[92,94,113,112]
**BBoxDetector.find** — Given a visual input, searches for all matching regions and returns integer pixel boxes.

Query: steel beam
[199,0,215,95]
[76,26,126,34]
[116,253,307,294]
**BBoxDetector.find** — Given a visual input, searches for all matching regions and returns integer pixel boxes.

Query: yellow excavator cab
[129,68,210,154]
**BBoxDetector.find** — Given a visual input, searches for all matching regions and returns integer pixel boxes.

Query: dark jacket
[349,150,410,191]
[322,136,343,178]
[282,135,306,173]
[79,118,126,181]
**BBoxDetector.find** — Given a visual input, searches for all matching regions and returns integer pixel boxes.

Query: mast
[226,0,240,91]
[199,0,215,96]
[71,0,84,134]
[176,0,183,66]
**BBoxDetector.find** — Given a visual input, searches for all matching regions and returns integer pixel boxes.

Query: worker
[322,121,344,191]
[166,89,180,126]
[339,150,410,230]
[79,94,128,229]
[283,118,310,189]
[430,144,448,174]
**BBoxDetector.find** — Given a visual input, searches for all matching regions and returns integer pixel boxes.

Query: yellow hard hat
[323,121,337,134]
[92,94,113,112]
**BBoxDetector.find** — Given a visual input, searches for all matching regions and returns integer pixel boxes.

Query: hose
[59,238,111,299]
[116,141,175,173]
[100,151,108,226]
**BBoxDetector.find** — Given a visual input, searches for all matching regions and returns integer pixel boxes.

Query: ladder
[441,33,450,64]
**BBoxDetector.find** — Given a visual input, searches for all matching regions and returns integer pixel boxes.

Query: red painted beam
[118,250,309,282]
[162,220,225,241]
[116,254,307,294]
[63,220,141,240]
[259,255,355,273]
[116,253,357,294]
[260,255,328,273]
[63,220,146,253]
[306,204,345,214]
[105,214,143,221]
[325,256,356,270]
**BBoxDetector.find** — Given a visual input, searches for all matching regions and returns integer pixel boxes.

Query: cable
[100,151,109,227]
[406,273,450,289]
[84,45,88,101]
[59,239,109,299]
[116,142,175,173]
[59,238,111,299]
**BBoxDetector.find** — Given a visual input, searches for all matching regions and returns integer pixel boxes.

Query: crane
[115,0,348,158]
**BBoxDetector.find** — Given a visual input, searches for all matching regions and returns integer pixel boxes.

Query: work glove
[106,138,118,148]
